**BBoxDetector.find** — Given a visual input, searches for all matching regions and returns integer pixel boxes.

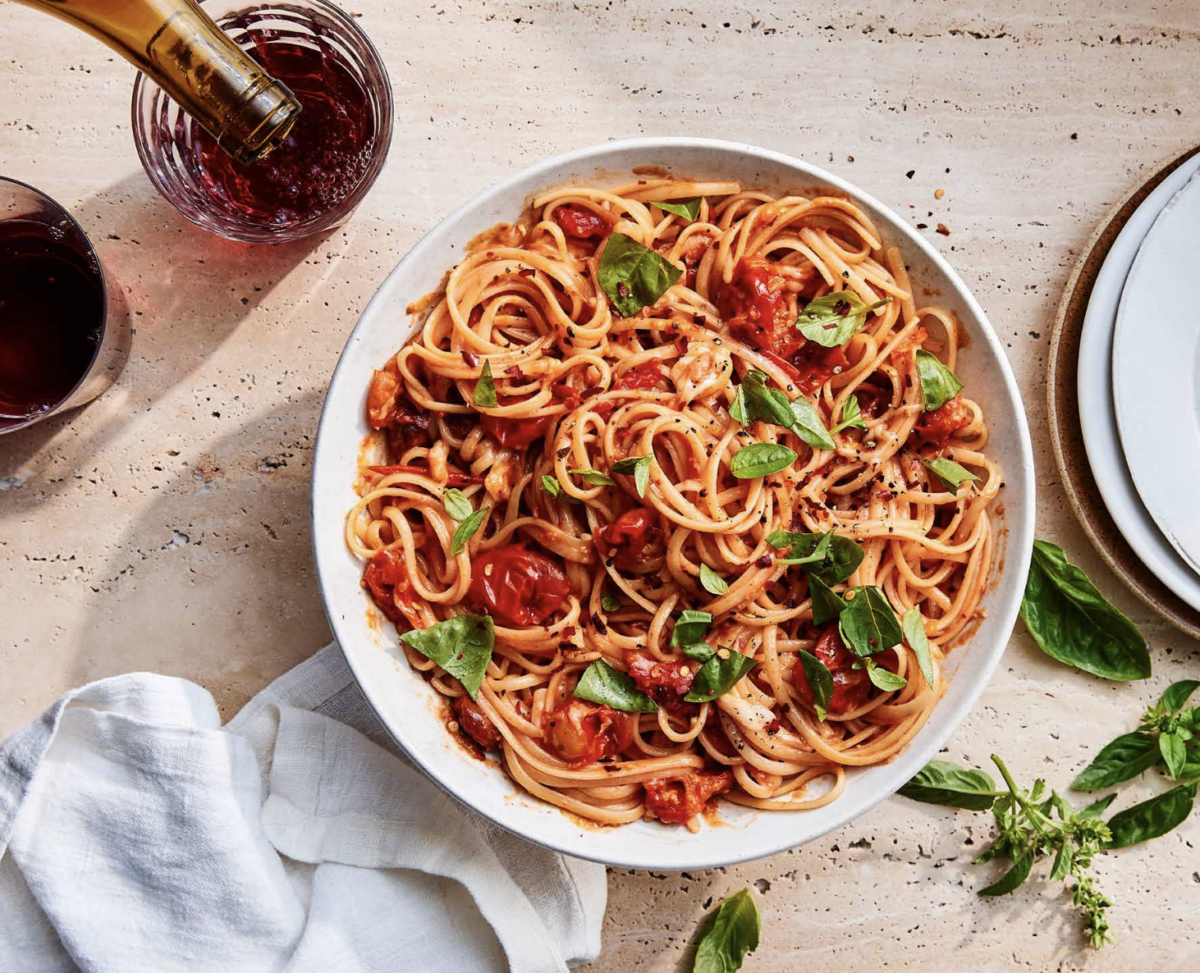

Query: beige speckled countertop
[3,1,1199,968]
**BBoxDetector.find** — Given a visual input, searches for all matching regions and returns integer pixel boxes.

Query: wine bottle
[12,0,301,164]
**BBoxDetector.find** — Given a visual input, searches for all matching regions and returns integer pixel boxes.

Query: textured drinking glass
[131,0,393,244]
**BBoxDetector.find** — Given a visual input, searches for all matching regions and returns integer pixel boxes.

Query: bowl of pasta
[312,138,1035,869]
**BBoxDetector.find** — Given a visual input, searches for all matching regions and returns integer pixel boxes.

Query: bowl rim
[312,136,1036,869]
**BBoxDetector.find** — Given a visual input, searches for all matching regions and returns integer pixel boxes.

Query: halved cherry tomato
[643,770,734,824]
[362,548,422,629]
[718,255,799,360]
[453,695,502,751]
[553,205,611,239]
[467,542,570,626]
[912,393,971,448]
[792,625,871,716]
[594,509,660,571]
[543,697,635,766]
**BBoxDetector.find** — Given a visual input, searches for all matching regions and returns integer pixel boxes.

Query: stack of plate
[1051,145,1200,637]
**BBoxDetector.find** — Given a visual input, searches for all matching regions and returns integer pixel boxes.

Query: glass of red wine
[0,178,124,436]
[131,0,394,244]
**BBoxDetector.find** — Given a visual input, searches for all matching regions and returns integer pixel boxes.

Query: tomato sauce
[594,509,660,570]
[912,393,970,448]
[543,698,634,766]
[718,255,799,360]
[792,625,870,716]
[467,542,570,626]
[792,342,849,395]
[627,651,695,708]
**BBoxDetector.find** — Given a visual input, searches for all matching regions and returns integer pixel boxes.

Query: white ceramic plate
[311,138,1035,869]
[1077,154,1200,612]
[1112,173,1200,577]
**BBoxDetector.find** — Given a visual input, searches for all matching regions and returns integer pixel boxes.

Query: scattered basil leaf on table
[653,197,702,221]
[730,442,797,479]
[863,657,907,692]
[1160,732,1188,780]
[597,232,683,317]
[699,563,728,596]
[692,887,759,973]
[901,605,936,690]
[572,659,658,713]
[600,590,621,612]
[838,585,903,658]
[897,759,999,810]
[796,291,892,348]
[766,529,864,585]
[611,454,652,497]
[1161,679,1200,712]
[797,648,833,720]
[788,396,836,451]
[830,394,867,433]
[1020,539,1151,681]
[671,609,713,647]
[569,467,615,486]
[442,487,473,522]
[400,615,494,700]
[473,358,497,408]
[807,574,846,626]
[978,853,1033,897]
[1071,732,1160,792]
[450,505,489,555]
[924,457,979,494]
[684,647,757,703]
[1105,780,1198,848]
[1077,793,1118,820]
[914,349,963,411]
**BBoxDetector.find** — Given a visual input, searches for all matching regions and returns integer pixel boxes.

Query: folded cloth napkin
[0,644,605,973]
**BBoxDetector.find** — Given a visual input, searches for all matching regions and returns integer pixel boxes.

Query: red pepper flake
[916,222,928,229]
[504,364,525,379]
[756,554,774,568]
[765,718,781,735]
[461,350,480,367]
[617,281,630,299]
[834,300,851,316]
[936,223,951,236]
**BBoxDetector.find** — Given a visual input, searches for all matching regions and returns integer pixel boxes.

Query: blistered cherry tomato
[643,770,734,824]
[553,205,610,239]
[792,625,871,716]
[467,542,570,626]
[594,509,660,571]
[362,548,422,629]
[453,695,502,751]
[543,698,635,766]
[718,255,799,360]
[912,393,971,448]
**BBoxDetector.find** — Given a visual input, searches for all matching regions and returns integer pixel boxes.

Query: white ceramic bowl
[312,138,1036,869]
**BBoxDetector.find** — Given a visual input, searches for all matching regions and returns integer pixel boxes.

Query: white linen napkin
[0,644,606,972]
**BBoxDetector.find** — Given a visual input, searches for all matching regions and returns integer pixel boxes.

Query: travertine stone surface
[2,1,1198,969]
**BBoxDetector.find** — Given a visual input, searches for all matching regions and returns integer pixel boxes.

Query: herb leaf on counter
[1072,732,1160,792]
[897,760,999,810]
[400,615,494,700]
[692,888,760,973]
[597,232,682,317]
[1105,781,1197,848]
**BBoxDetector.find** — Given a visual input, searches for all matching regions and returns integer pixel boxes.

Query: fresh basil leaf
[978,852,1034,897]
[611,454,651,498]
[693,888,759,973]
[1020,540,1151,681]
[682,643,716,663]
[451,505,489,555]
[1077,792,1118,820]
[866,657,907,692]
[789,395,836,451]
[569,467,615,486]
[670,609,713,647]
[730,370,796,429]
[767,530,864,585]
[808,574,846,626]
[778,530,832,568]
[600,590,621,612]
[838,585,903,658]
[684,647,757,702]
[1048,841,1074,883]
[797,648,833,720]
[443,487,473,522]
[597,232,682,317]
[915,349,963,412]
[830,394,867,434]
[902,606,936,690]
[541,474,580,505]
[1160,732,1187,780]
[1181,761,1200,783]
[700,563,728,596]
[1106,781,1198,848]
[924,457,980,494]
[653,197,701,221]
[730,442,796,479]
[572,659,658,713]
[897,759,999,810]
[473,358,497,408]
[1071,731,1161,791]
[400,614,494,699]
[1162,679,1200,713]
[796,291,891,348]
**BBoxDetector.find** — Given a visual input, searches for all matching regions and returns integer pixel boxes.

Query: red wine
[189,36,376,229]
[0,220,104,427]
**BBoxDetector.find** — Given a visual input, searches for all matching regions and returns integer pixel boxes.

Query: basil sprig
[473,358,497,408]
[597,232,682,317]
[611,454,651,497]
[838,585,903,658]
[569,467,615,486]
[730,442,797,479]
[796,291,891,348]
[807,574,846,626]
[400,615,494,699]
[1020,539,1150,681]
[901,605,936,689]
[450,505,489,555]
[670,609,712,647]
[693,888,760,973]
[830,394,867,434]
[915,349,963,411]
[699,563,728,596]
[653,197,701,220]
[766,529,864,585]
[924,457,979,494]
[443,487,473,522]
[684,646,757,703]
[572,659,658,713]
[729,370,835,451]
[797,648,834,720]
